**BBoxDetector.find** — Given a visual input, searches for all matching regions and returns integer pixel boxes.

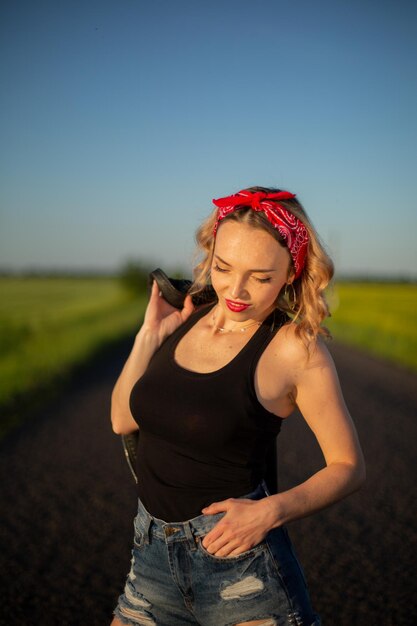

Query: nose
[230,275,248,300]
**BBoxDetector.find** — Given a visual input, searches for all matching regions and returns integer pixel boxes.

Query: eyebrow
[214,254,276,273]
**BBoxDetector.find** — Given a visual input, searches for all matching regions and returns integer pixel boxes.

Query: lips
[225,299,250,312]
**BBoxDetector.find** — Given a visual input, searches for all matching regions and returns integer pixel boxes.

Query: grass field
[326,282,417,372]
[0,277,147,433]
[0,277,415,437]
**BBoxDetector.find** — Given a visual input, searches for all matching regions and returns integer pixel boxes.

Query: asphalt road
[0,337,416,626]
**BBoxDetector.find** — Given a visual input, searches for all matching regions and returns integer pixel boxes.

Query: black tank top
[129,303,288,522]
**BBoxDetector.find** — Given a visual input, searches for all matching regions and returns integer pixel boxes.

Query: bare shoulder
[269,321,335,374]
[263,322,346,416]
[256,320,339,417]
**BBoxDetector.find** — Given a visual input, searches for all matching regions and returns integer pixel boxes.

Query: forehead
[214,220,290,267]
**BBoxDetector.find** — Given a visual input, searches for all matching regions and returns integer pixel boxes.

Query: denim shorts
[114,483,320,626]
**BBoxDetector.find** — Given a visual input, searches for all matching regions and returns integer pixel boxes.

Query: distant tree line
[118,260,152,296]
[335,273,416,283]
[1,267,414,286]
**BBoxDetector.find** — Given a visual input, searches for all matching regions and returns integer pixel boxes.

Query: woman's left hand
[201,497,278,557]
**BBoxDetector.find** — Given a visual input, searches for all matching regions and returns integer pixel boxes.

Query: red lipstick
[225,299,250,312]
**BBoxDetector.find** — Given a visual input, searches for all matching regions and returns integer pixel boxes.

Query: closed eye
[214,264,272,283]
[254,276,272,283]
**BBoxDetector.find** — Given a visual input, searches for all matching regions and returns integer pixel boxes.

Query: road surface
[0,337,416,625]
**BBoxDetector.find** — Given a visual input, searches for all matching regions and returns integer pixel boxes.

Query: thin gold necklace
[212,308,262,333]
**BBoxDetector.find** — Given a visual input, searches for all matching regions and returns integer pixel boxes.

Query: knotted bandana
[212,189,309,279]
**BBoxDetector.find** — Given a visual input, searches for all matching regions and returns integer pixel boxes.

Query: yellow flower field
[326,282,417,371]
[0,277,415,437]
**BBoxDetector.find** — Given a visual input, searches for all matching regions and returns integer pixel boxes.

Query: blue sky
[1,0,416,278]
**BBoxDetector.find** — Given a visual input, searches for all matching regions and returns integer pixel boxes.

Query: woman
[110,187,365,626]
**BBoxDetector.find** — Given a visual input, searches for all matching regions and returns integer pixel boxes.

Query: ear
[286,257,295,284]
[286,271,295,285]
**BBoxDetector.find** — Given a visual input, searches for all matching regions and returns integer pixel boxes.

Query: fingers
[201,503,223,515]
[202,533,252,557]
[149,280,160,301]
[202,497,233,515]
[200,498,268,557]
[201,527,241,556]
[149,280,178,312]
[181,293,195,319]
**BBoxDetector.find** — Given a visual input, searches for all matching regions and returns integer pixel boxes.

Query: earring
[284,282,297,311]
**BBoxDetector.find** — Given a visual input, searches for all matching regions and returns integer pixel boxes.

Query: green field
[326,282,417,372]
[0,278,416,437]
[0,277,147,434]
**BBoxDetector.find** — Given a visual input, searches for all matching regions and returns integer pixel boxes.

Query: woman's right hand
[111,280,194,435]
[140,280,195,346]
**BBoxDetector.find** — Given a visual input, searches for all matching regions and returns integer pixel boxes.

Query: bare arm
[111,281,194,434]
[201,335,366,557]
[262,339,366,527]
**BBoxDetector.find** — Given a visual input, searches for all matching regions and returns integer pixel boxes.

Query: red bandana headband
[212,189,309,279]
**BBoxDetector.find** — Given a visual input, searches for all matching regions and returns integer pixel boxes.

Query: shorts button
[165,526,179,537]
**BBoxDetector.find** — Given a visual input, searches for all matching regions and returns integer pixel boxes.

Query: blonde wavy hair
[191,186,334,346]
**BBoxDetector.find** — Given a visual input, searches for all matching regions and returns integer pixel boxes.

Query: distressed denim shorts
[114,483,320,626]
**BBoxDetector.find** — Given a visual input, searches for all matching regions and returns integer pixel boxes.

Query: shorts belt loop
[185,522,197,551]
[143,514,152,545]
[261,479,271,497]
